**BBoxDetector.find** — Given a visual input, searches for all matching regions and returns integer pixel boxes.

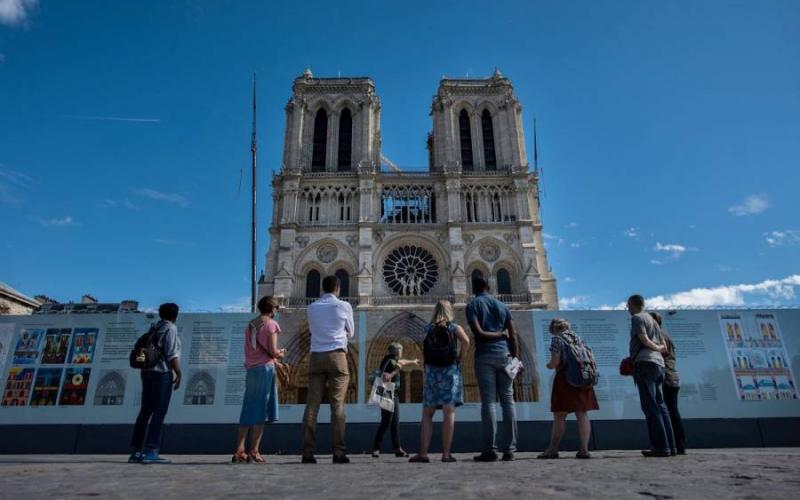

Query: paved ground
[1,449,798,499]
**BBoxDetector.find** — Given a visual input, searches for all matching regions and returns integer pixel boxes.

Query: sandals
[441,456,457,463]
[232,451,248,463]
[576,451,591,459]
[247,451,266,463]
[537,451,560,459]
[408,455,430,463]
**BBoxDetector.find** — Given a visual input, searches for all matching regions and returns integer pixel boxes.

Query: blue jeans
[634,361,676,453]
[475,353,517,453]
[130,370,173,452]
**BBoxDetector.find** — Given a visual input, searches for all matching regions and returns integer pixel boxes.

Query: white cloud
[220,296,251,313]
[728,194,769,216]
[132,188,189,207]
[563,276,575,283]
[543,232,565,246]
[652,242,697,263]
[765,230,800,248]
[58,114,160,123]
[102,198,138,210]
[625,275,800,309]
[154,238,195,247]
[566,222,578,228]
[36,216,77,227]
[654,242,687,254]
[559,295,589,310]
[0,165,33,204]
[570,242,581,248]
[623,227,640,238]
[0,0,38,26]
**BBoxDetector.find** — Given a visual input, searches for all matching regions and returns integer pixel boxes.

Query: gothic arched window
[338,193,351,222]
[497,268,512,295]
[335,269,350,298]
[481,110,496,170]
[491,192,502,222]
[337,109,352,171]
[311,109,327,171]
[471,269,484,293]
[459,109,474,170]
[305,270,321,299]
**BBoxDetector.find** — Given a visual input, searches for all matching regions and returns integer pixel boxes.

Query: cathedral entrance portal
[365,312,427,403]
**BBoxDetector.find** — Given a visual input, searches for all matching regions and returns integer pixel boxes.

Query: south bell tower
[428,68,557,305]
[259,69,557,310]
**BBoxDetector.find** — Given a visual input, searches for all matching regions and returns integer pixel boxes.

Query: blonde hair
[431,300,454,326]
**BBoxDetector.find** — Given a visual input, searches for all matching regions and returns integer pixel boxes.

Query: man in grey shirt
[129,302,182,464]
[627,294,675,457]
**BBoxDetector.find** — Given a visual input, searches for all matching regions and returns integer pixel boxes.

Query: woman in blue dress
[409,300,470,463]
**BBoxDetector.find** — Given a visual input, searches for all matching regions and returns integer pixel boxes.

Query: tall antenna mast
[250,72,258,313]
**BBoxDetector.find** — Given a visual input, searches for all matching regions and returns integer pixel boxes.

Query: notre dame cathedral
[258,69,558,405]
[258,68,558,309]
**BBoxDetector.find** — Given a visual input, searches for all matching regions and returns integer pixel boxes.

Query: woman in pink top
[233,296,285,463]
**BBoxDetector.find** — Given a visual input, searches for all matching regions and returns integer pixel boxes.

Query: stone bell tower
[259,69,557,310]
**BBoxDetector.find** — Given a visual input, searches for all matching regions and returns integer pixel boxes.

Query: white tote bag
[368,378,395,413]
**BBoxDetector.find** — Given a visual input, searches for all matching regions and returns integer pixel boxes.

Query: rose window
[383,245,439,296]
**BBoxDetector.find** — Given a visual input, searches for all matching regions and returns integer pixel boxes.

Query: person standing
[302,275,354,464]
[627,294,675,457]
[649,312,686,455]
[409,300,470,463]
[129,303,182,464]
[233,296,285,463]
[466,277,518,462]
[371,342,418,458]
[538,318,599,459]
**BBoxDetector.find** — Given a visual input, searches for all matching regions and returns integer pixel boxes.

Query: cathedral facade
[259,69,558,310]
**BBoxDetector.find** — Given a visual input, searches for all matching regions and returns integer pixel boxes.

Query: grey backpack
[561,332,599,388]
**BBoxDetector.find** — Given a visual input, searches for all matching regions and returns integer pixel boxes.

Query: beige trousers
[302,350,350,457]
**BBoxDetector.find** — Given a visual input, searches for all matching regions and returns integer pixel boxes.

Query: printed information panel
[0,309,798,424]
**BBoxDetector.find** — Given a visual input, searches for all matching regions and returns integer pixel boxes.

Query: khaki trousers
[302,350,349,457]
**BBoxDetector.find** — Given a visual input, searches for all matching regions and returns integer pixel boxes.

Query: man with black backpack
[128,302,182,464]
[466,277,519,462]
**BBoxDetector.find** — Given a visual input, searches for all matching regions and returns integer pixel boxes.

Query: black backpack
[129,324,163,369]
[423,323,458,367]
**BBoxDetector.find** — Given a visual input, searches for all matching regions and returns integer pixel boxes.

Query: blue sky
[0,0,798,311]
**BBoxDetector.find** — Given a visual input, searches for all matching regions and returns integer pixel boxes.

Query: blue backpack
[561,332,599,387]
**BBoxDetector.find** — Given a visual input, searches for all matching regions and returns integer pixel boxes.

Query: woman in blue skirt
[233,296,285,463]
[409,300,470,463]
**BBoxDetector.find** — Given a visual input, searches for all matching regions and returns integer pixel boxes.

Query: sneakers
[473,451,499,462]
[301,455,317,464]
[502,452,515,462]
[141,450,171,464]
[127,451,143,463]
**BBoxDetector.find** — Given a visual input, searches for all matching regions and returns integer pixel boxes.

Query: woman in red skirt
[538,318,599,459]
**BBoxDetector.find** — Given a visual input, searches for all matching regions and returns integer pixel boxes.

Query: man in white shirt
[302,275,355,464]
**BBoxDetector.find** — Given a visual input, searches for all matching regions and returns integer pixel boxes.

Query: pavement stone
[0,449,798,499]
